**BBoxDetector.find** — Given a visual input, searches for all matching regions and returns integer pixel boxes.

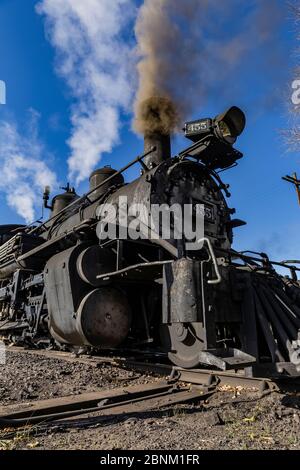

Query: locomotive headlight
[184,106,246,145]
[214,106,246,144]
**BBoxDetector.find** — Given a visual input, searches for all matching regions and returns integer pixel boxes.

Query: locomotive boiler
[1,104,300,377]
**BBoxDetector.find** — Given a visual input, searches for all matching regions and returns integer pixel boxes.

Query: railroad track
[6,345,300,391]
[1,346,299,431]
[0,381,214,430]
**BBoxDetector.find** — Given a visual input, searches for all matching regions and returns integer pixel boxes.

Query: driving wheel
[160,323,204,369]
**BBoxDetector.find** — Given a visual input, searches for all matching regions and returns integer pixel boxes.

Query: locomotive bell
[89,166,124,202]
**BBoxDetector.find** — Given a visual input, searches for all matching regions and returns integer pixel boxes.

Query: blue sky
[0,0,299,265]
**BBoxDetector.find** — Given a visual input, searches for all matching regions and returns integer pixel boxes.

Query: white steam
[0,112,57,223]
[37,0,135,184]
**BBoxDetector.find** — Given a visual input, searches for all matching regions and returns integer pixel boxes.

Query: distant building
[0,80,6,104]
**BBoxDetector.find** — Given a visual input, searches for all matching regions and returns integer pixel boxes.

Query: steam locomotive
[1,105,300,377]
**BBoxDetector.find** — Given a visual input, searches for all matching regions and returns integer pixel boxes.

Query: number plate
[197,205,215,223]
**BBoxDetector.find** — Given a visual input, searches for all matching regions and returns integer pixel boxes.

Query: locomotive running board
[198,348,256,371]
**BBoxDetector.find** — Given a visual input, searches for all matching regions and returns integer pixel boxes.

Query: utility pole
[282,173,300,205]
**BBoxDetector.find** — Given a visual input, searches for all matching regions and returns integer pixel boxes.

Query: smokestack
[136,96,173,168]
[144,131,171,168]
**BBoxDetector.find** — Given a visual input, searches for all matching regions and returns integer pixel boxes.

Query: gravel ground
[0,350,154,405]
[0,351,300,450]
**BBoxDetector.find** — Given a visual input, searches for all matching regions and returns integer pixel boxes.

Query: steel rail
[117,359,300,392]
[0,382,211,428]
[5,347,300,404]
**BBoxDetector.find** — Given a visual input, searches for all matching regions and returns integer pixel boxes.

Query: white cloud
[0,112,57,223]
[37,0,135,184]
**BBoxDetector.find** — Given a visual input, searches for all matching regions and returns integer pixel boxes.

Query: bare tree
[284,2,300,150]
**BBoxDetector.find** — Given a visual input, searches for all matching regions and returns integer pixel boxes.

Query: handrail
[28,147,156,236]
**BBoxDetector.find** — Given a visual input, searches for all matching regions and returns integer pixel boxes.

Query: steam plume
[0,112,57,223]
[134,0,283,137]
[134,0,203,136]
[37,0,134,184]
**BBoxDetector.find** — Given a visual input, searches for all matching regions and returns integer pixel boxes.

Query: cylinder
[89,167,124,202]
[144,132,171,169]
